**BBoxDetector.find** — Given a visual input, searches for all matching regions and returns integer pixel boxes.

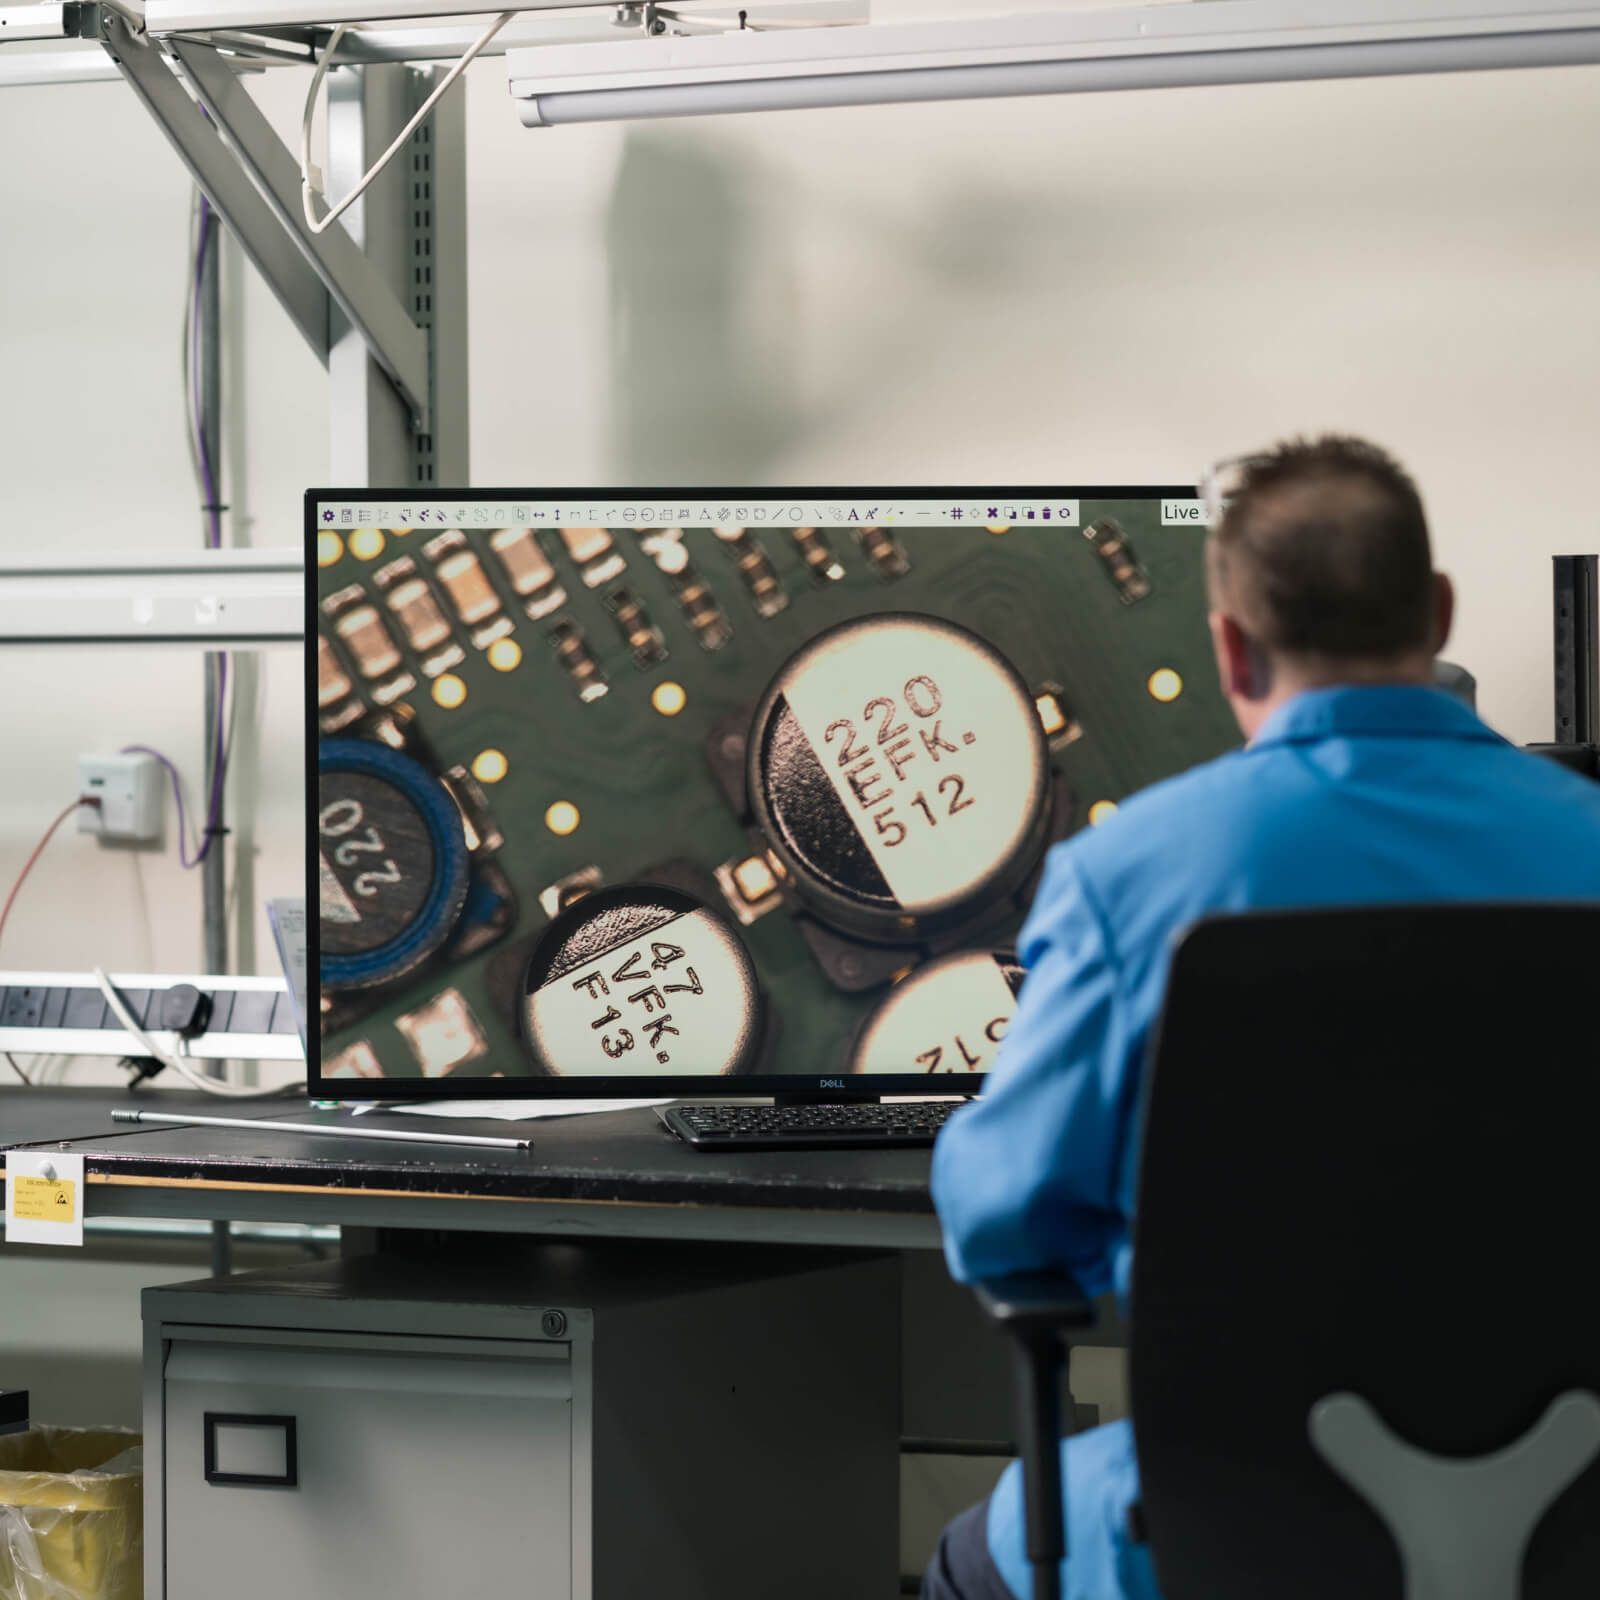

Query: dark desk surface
[1,1088,939,1249]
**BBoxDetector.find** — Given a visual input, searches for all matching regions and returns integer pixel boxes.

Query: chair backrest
[1128,904,1600,1600]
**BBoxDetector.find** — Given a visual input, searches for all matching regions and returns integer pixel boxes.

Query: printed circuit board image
[313,503,1239,1085]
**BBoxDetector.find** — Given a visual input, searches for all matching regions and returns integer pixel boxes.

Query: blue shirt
[931,686,1600,1598]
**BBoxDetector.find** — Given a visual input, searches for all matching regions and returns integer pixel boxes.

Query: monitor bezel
[306,484,1199,1101]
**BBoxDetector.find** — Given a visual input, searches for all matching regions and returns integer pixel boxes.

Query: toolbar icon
[321,510,334,523]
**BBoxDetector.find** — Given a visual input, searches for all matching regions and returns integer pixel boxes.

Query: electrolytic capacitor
[746,612,1049,942]
[521,884,762,1077]
[849,950,1024,1076]
[318,739,471,991]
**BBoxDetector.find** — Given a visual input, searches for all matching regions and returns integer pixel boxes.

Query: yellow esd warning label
[10,1176,76,1223]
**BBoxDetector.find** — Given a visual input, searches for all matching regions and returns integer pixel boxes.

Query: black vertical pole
[1553,554,1598,745]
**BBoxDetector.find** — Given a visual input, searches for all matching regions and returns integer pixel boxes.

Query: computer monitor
[308,488,1237,1100]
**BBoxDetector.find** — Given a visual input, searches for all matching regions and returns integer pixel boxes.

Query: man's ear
[1210,610,1267,701]
[1431,572,1455,655]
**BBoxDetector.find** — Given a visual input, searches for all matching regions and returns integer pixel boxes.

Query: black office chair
[977,904,1600,1600]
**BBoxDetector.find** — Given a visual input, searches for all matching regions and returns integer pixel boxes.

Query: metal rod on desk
[109,1108,533,1151]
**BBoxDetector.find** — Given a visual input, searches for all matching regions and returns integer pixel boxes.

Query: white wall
[2,45,1597,999]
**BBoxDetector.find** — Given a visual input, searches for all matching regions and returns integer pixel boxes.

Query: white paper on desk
[352,1098,669,1123]
[266,897,308,1051]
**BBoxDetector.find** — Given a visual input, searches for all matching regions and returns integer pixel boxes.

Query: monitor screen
[308,488,1237,1099]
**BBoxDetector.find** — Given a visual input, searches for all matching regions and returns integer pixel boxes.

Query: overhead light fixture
[0,2,79,41]
[508,0,1600,127]
[0,47,123,86]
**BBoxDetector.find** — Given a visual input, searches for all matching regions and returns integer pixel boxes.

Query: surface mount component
[791,527,844,583]
[490,526,568,619]
[854,525,909,580]
[395,987,488,1076]
[374,555,464,676]
[318,739,471,992]
[317,632,363,731]
[1083,517,1151,604]
[425,530,515,648]
[561,526,626,588]
[549,620,609,701]
[607,588,667,667]
[521,884,762,1077]
[323,586,415,705]
[716,527,787,616]
[747,612,1049,942]
[642,534,733,650]
[849,949,1024,1076]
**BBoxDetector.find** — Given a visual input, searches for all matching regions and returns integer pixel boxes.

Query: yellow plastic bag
[0,1427,141,1600]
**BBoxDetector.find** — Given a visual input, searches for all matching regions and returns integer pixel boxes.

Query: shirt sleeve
[931,851,1132,1298]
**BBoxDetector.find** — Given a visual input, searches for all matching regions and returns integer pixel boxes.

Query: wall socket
[78,753,164,844]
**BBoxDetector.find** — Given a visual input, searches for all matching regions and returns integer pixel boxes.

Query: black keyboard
[661,1100,963,1151]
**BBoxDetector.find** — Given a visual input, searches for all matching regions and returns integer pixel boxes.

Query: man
[925,435,1600,1600]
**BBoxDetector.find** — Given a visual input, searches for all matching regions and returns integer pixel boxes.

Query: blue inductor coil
[318,738,470,991]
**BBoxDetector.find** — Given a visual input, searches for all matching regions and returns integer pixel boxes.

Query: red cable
[0,798,96,958]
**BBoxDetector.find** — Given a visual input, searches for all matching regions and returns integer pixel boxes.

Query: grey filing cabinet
[143,1244,899,1600]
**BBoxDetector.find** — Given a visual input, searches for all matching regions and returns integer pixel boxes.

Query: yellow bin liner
[0,1427,141,1600]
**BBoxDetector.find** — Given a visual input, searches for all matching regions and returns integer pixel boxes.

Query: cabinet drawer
[164,1335,572,1600]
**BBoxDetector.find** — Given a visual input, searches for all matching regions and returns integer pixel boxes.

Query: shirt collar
[1249,685,1505,751]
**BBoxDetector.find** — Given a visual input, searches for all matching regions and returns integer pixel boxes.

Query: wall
[4,47,1596,1016]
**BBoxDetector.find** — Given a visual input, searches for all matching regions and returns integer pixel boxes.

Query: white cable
[92,967,290,1099]
[300,12,513,238]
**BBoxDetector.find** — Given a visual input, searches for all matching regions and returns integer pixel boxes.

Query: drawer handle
[203,1412,299,1488]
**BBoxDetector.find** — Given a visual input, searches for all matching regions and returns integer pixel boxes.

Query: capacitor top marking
[850,950,1025,1075]
[747,613,1049,941]
[521,884,761,1078]
[318,738,471,992]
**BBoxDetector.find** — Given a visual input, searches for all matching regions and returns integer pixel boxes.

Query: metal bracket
[325,60,467,484]
[100,8,431,425]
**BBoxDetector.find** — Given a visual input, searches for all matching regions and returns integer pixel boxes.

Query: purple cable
[122,744,212,869]
[148,197,231,874]
[192,196,222,551]
[190,197,232,853]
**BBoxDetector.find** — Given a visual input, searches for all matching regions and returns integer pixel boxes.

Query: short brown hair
[1209,435,1435,661]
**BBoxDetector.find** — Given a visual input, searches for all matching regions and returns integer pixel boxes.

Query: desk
[2,1088,1087,1597]
[0,1087,939,1249]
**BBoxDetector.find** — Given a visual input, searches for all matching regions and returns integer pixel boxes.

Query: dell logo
[820,1079,846,1090]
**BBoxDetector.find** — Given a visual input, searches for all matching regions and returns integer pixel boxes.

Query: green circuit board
[314,500,1239,1086]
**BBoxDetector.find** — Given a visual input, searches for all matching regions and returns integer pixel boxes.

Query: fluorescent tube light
[508,0,1600,127]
